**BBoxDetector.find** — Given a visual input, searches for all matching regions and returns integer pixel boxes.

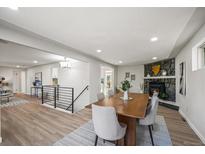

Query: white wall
[0,67,13,85]
[117,65,144,93]
[0,22,117,104]
[21,71,26,93]
[26,64,53,94]
[0,67,25,92]
[176,24,205,143]
[58,61,89,111]
[27,60,90,111]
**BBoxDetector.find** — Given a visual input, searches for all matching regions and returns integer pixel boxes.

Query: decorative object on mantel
[162,70,167,76]
[147,73,150,77]
[139,83,144,93]
[179,62,186,96]
[152,64,161,76]
[120,80,132,100]
[131,74,135,81]
[125,72,130,78]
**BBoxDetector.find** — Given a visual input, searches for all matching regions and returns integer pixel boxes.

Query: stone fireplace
[149,81,165,97]
[144,78,176,102]
[144,58,176,102]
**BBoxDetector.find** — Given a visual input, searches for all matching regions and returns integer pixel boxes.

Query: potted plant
[120,80,132,100]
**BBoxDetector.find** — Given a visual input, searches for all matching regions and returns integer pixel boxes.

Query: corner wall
[117,65,144,92]
[176,24,205,143]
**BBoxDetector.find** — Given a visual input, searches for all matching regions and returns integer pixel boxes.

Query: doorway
[100,66,114,96]
[13,71,21,93]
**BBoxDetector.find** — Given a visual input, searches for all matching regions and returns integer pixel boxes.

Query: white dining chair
[97,92,105,101]
[108,89,114,97]
[139,95,159,146]
[92,104,127,146]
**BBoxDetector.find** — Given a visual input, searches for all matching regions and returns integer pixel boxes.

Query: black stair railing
[66,85,89,111]
[42,85,88,113]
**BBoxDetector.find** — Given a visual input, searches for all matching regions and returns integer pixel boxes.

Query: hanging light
[59,58,71,68]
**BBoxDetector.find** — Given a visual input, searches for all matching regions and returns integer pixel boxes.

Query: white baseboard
[41,104,72,114]
[179,110,205,144]
[0,137,2,143]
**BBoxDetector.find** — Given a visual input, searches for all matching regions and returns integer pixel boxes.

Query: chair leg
[151,124,154,130]
[115,140,118,146]
[94,135,98,146]
[123,137,125,146]
[148,125,154,146]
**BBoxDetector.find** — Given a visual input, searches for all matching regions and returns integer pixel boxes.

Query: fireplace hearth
[144,78,176,102]
[149,81,168,100]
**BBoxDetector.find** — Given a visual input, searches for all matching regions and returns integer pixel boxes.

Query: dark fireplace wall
[144,58,176,102]
[144,58,175,76]
[144,78,176,102]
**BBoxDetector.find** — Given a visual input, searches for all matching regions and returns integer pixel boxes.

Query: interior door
[13,71,21,93]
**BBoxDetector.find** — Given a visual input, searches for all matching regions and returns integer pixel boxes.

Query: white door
[21,71,26,93]
[100,66,114,96]
[13,71,21,93]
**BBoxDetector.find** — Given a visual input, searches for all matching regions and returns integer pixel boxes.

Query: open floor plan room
[0,94,203,146]
[0,4,205,148]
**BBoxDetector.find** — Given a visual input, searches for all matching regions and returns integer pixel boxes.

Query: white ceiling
[0,7,197,65]
[0,40,64,68]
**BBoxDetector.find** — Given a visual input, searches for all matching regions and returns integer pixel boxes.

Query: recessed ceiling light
[33,60,38,64]
[152,57,158,60]
[150,37,158,42]
[16,65,20,68]
[9,6,18,10]
[96,49,102,53]
[119,60,123,64]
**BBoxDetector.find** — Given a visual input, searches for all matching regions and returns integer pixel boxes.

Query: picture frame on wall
[125,72,130,78]
[131,74,135,81]
[179,62,186,95]
[34,72,42,86]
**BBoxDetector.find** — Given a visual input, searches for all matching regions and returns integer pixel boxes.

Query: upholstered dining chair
[139,95,159,146]
[108,89,114,97]
[97,92,105,101]
[92,104,127,146]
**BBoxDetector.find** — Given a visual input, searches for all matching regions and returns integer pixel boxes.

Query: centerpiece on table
[120,79,132,100]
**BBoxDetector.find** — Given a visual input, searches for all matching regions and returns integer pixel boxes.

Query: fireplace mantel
[144,76,176,79]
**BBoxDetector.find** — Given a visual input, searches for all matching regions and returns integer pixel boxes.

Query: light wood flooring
[0,94,204,146]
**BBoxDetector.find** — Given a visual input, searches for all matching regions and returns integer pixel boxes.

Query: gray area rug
[0,97,29,108]
[53,115,172,146]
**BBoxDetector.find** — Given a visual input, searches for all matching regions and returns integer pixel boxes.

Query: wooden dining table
[95,92,149,146]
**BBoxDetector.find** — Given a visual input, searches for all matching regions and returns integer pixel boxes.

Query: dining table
[95,92,149,146]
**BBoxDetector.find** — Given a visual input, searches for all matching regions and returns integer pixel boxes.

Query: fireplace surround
[144,58,176,102]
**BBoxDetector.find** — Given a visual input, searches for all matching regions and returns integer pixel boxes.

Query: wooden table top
[95,93,149,119]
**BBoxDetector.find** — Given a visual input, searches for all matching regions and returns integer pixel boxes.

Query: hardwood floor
[0,94,204,146]
[158,106,204,146]
[1,95,91,146]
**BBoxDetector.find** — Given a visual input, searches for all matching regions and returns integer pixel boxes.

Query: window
[192,40,205,71]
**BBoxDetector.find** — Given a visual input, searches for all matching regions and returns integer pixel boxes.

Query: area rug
[53,115,172,146]
[0,97,29,108]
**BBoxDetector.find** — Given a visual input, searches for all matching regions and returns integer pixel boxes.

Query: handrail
[66,85,89,111]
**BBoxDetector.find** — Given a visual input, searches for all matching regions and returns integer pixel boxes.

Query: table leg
[118,115,136,146]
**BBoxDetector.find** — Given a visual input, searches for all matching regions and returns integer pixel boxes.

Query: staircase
[42,85,88,113]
